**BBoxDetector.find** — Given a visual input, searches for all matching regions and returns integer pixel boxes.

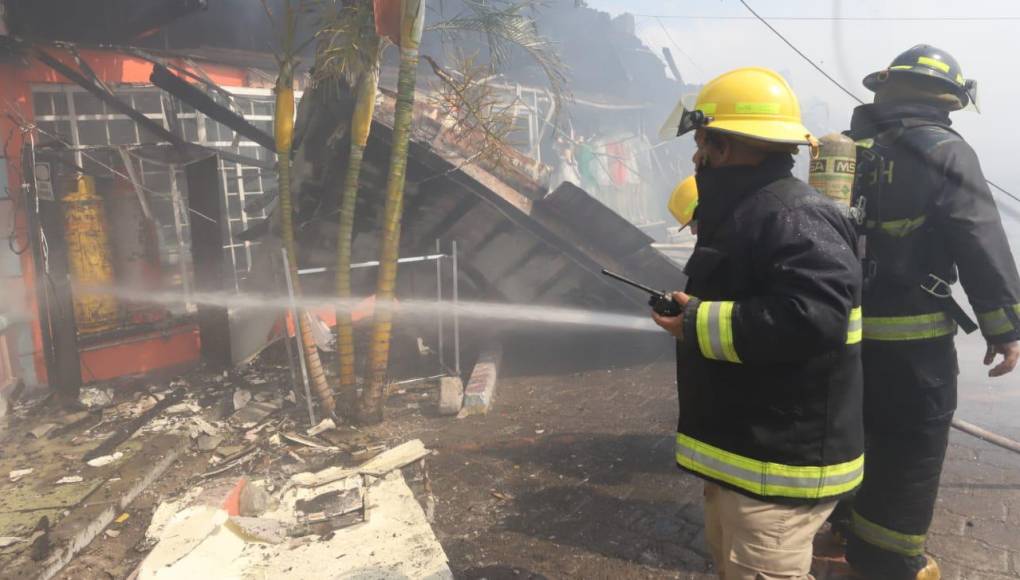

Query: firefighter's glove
[652,291,691,340]
[984,340,1020,378]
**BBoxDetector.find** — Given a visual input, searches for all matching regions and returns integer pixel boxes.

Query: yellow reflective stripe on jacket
[675,433,864,500]
[865,216,926,238]
[977,305,1020,337]
[851,511,926,557]
[846,307,863,344]
[863,312,957,341]
[696,301,741,364]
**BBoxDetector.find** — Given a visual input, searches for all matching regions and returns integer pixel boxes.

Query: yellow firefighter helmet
[660,67,814,146]
[668,176,699,228]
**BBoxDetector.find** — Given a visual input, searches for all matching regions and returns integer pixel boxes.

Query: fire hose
[952,418,1020,455]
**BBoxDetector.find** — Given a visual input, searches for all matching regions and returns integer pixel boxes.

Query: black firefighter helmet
[863,44,976,108]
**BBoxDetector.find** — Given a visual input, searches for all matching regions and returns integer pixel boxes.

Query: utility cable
[653,17,704,75]
[737,0,1020,210]
[634,14,1020,22]
[738,0,864,104]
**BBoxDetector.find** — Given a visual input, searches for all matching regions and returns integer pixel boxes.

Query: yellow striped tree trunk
[276,64,336,417]
[360,0,424,424]
[336,46,380,413]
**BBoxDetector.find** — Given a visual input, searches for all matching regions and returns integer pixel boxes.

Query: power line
[737,0,1020,208]
[987,179,1020,207]
[634,14,1020,22]
[653,17,704,75]
[737,0,864,104]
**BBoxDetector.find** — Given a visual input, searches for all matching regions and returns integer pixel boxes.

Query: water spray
[74,283,661,334]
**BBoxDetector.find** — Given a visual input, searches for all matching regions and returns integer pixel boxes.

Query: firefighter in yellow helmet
[667,176,699,231]
[652,67,863,579]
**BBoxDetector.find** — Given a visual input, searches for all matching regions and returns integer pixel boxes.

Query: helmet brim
[863,68,969,107]
[705,119,813,146]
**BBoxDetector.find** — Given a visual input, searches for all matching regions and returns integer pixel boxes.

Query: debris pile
[137,439,450,579]
[0,353,457,578]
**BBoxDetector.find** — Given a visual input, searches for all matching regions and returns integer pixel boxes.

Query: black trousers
[846,337,958,579]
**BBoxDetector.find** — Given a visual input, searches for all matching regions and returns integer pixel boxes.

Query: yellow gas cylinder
[63,175,119,333]
[809,133,856,207]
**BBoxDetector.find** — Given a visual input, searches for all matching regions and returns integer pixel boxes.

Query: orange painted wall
[1,46,259,386]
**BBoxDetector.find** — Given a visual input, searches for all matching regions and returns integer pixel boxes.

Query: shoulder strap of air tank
[895,120,978,334]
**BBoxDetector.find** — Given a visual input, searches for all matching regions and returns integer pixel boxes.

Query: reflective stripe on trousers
[851,510,926,556]
[675,433,864,500]
[862,312,957,341]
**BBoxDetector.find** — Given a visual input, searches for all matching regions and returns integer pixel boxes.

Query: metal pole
[281,248,316,426]
[452,240,460,376]
[276,253,301,407]
[435,239,445,373]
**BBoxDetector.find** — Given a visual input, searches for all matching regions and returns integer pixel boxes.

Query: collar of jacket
[694,153,794,241]
[849,102,952,139]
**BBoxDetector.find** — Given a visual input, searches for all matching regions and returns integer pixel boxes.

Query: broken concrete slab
[290,465,357,489]
[460,340,503,417]
[290,440,431,489]
[227,516,287,544]
[139,472,452,579]
[359,440,431,478]
[142,505,226,572]
[438,376,464,416]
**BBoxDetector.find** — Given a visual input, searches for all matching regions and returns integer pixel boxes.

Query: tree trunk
[276,64,336,417]
[336,52,380,413]
[360,0,424,424]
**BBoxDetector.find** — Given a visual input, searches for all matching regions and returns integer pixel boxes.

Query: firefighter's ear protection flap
[963,79,981,113]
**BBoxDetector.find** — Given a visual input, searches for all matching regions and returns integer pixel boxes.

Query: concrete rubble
[0,353,464,578]
[136,438,449,580]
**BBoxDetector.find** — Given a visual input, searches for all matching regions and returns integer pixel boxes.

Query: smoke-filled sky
[584,0,1020,232]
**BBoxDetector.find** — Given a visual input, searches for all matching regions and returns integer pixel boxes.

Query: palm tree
[268,0,337,417]
[359,0,426,424]
[314,0,566,424]
[315,0,383,416]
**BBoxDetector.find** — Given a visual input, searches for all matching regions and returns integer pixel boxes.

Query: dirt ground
[372,356,1020,580]
[29,340,1020,579]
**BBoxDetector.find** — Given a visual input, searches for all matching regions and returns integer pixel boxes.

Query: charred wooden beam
[151,63,276,151]
[35,48,186,147]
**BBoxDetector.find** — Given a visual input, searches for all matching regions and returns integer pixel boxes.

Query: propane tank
[63,175,120,333]
[809,133,856,207]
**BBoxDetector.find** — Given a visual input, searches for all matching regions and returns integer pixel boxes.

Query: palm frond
[314,0,383,86]
[424,52,521,173]
[428,0,569,115]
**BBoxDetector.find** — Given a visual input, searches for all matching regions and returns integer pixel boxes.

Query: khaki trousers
[704,482,835,580]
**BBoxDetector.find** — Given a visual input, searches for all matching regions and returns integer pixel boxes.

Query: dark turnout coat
[675,154,864,504]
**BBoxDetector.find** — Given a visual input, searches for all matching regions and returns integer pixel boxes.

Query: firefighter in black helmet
[844,44,1020,580]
